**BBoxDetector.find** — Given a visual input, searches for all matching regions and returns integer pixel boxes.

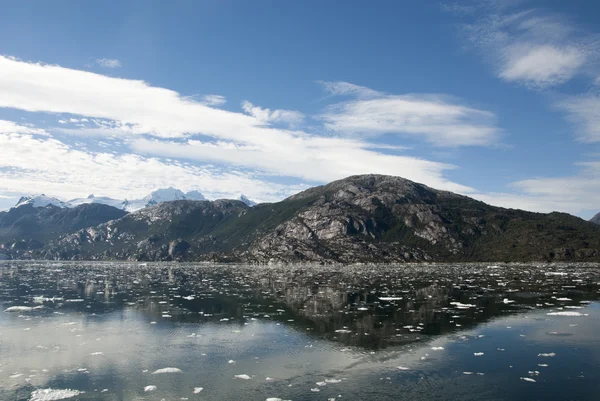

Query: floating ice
[29,388,81,400]
[89,352,103,356]
[555,297,572,301]
[546,311,583,317]
[431,347,444,350]
[503,299,515,304]
[474,352,484,356]
[335,329,352,333]
[228,360,236,364]
[316,381,326,386]
[193,387,203,394]
[152,367,182,374]
[379,297,402,301]
[234,374,251,380]
[397,367,410,370]
[325,378,342,383]
[144,385,157,392]
[5,306,43,312]
[520,377,536,383]
[450,302,476,309]
[538,353,556,357]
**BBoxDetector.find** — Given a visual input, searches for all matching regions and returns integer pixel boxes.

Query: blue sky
[0,0,599,217]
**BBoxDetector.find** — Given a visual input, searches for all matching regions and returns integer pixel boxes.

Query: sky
[0,0,599,218]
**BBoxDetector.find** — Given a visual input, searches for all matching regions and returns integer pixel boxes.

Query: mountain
[239,194,256,207]
[10,188,214,214]
[0,203,127,258]
[68,194,125,209]
[185,190,206,200]
[122,187,207,212]
[590,212,600,225]
[34,175,600,263]
[15,195,70,209]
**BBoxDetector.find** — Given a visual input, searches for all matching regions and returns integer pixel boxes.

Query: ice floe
[29,388,81,400]
[546,311,585,316]
[152,367,182,374]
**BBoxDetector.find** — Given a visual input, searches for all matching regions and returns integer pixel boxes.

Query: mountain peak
[15,195,70,209]
[238,194,256,207]
[590,212,600,225]
[185,190,206,201]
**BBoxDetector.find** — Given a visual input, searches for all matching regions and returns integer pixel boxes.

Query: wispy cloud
[318,81,500,147]
[557,93,600,142]
[201,94,226,106]
[90,58,122,68]
[469,159,600,216]
[317,80,381,98]
[241,101,305,126]
[449,2,599,89]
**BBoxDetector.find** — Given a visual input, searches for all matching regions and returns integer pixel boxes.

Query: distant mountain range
[13,188,257,212]
[2,174,600,263]
[590,212,600,225]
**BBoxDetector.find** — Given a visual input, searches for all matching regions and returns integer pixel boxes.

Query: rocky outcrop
[590,212,600,225]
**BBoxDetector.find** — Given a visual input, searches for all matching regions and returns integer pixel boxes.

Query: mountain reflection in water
[1,262,599,401]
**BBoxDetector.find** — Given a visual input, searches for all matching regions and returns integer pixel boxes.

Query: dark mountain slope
[28,175,600,262]
[0,203,127,256]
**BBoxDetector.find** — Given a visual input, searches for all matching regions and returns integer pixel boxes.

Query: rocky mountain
[30,174,600,263]
[0,203,127,258]
[590,212,600,225]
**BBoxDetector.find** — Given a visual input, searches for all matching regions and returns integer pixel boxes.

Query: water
[1,262,600,401]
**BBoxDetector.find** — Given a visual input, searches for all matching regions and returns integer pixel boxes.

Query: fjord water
[1,262,600,401]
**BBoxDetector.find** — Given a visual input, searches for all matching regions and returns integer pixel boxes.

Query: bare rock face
[591,212,600,225]
[245,175,472,262]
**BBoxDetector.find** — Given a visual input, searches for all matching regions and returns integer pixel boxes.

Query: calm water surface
[1,261,600,400]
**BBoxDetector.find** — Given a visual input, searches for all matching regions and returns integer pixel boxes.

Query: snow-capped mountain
[11,188,233,212]
[239,194,257,207]
[15,195,70,209]
[68,194,125,209]
[185,190,206,201]
[122,188,208,212]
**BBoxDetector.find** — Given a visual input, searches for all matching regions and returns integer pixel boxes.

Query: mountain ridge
[11,188,257,213]
[7,174,598,263]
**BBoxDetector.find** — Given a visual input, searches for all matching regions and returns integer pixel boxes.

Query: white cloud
[471,161,600,216]
[0,131,306,204]
[241,100,304,126]
[94,58,122,68]
[454,4,598,88]
[0,119,48,136]
[130,137,472,193]
[318,83,500,147]
[0,56,478,203]
[499,44,586,87]
[201,94,226,106]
